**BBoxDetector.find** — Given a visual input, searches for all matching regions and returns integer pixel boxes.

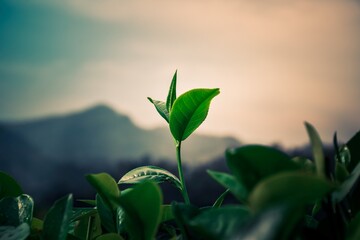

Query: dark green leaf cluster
[1,71,360,239]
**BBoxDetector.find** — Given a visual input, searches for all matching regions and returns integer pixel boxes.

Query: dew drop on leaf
[336,145,351,165]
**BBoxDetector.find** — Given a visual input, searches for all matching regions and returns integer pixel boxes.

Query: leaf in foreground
[347,212,360,240]
[171,202,200,239]
[0,223,30,240]
[0,194,33,226]
[341,131,360,215]
[188,206,250,240]
[305,122,326,178]
[212,189,230,208]
[207,170,248,202]
[86,173,120,210]
[119,166,182,191]
[249,172,334,212]
[226,145,299,193]
[43,194,73,240]
[73,211,101,240]
[332,160,360,216]
[96,194,117,233]
[0,171,23,199]
[96,233,125,240]
[346,131,360,172]
[114,181,162,240]
[236,204,304,240]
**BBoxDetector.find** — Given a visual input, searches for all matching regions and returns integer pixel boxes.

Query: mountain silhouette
[0,105,340,212]
[1,104,240,165]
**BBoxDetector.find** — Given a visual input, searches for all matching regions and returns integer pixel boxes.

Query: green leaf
[73,212,102,240]
[170,88,220,141]
[335,162,349,183]
[118,166,182,191]
[166,70,177,112]
[147,98,169,123]
[71,208,97,222]
[171,202,201,240]
[172,203,250,240]
[86,173,120,210]
[347,212,360,240]
[249,172,334,212]
[212,189,230,208]
[114,181,162,240]
[305,215,319,229]
[70,209,100,238]
[188,206,250,240]
[0,223,30,240]
[96,233,124,240]
[76,199,96,206]
[334,132,351,169]
[96,194,117,233]
[43,194,73,240]
[31,217,43,231]
[339,132,360,216]
[305,122,326,178]
[0,171,23,199]
[116,206,126,235]
[226,145,299,193]
[159,224,178,240]
[332,161,360,203]
[207,170,248,202]
[161,205,174,223]
[237,204,304,240]
[292,156,316,174]
[0,194,33,226]
[347,131,360,172]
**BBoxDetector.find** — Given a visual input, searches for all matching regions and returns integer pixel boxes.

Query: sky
[1,0,360,147]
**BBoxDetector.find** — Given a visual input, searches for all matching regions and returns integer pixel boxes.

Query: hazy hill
[0,105,341,212]
[0,126,39,172]
[1,104,240,165]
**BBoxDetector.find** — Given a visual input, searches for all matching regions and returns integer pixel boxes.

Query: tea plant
[0,71,360,239]
[133,70,219,204]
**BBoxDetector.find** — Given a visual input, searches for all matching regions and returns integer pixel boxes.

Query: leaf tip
[206,169,214,175]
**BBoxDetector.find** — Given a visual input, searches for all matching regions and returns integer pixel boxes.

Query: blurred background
[0,0,359,215]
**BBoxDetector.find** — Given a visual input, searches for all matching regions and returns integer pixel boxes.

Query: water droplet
[336,145,351,165]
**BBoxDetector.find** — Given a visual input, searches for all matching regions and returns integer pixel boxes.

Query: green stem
[86,215,92,240]
[176,141,190,204]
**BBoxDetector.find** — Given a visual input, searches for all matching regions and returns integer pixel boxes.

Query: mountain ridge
[1,104,240,165]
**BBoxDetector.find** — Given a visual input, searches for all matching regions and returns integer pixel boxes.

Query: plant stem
[176,141,190,204]
[86,215,92,240]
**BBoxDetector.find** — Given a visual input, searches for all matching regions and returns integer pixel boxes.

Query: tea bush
[1,71,360,239]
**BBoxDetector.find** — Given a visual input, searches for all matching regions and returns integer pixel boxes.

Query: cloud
[2,0,360,146]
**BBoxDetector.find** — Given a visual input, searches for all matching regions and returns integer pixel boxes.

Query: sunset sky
[1,0,359,147]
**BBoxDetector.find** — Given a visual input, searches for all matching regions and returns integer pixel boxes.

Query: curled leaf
[86,173,120,210]
[166,70,177,112]
[305,122,326,178]
[119,166,182,191]
[147,98,169,123]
